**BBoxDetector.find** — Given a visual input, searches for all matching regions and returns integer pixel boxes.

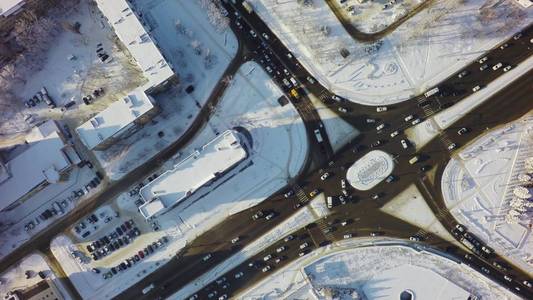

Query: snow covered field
[330,0,426,34]
[241,242,519,299]
[51,61,308,299]
[248,0,532,105]
[442,113,533,276]
[0,253,72,300]
[93,0,238,180]
[0,165,99,261]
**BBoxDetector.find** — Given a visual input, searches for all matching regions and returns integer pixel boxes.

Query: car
[385,175,395,183]
[338,107,348,113]
[376,123,386,131]
[409,236,421,242]
[263,254,273,261]
[218,295,228,300]
[306,76,315,84]
[341,179,346,189]
[448,143,457,150]
[265,66,272,73]
[274,257,283,264]
[81,231,90,238]
[513,33,522,40]
[203,254,212,261]
[370,232,381,237]
[370,140,382,148]
[500,43,508,49]
[249,30,257,38]
[343,234,352,239]
[298,251,307,257]
[207,291,217,299]
[235,20,243,29]
[472,85,481,92]
[492,62,502,71]
[252,210,265,220]
[478,56,488,64]
[276,246,286,253]
[262,32,269,40]
[457,70,469,78]
[376,106,387,112]
[320,172,330,181]
[265,212,276,220]
[371,194,380,200]
[234,271,244,279]
[111,267,117,274]
[457,127,468,135]
[231,237,240,244]
[503,65,512,72]
[523,280,532,288]
[309,189,319,197]
[284,235,294,242]
[366,118,376,123]
[284,190,294,198]
[504,275,512,282]
[138,251,145,258]
[116,227,123,236]
[481,267,490,274]
[411,118,421,125]
[216,277,226,285]
[404,115,414,122]
[454,224,467,235]
[262,266,271,272]
[420,165,431,172]
[479,64,488,71]
[299,242,309,249]
[134,255,140,262]
[92,267,100,273]
[331,95,341,101]
[400,139,409,149]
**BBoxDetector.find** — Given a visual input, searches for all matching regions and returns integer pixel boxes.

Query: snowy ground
[52,61,308,299]
[93,0,238,180]
[1,0,145,137]
[0,165,100,261]
[248,0,532,105]
[0,253,72,300]
[330,0,426,34]
[442,113,533,276]
[240,241,519,300]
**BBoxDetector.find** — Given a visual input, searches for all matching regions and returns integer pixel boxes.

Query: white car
[202,254,212,261]
[320,172,330,181]
[411,118,421,125]
[503,65,512,72]
[472,85,481,92]
[492,62,502,71]
[338,107,348,113]
[404,115,414,122]
[262,266,271,272]
[306,76,315,84]
[299,242,309,249]
[276,246,286,253]
[249,30,257,38]
[390,130,399,138]
[231,237,240,244]
[341,179,346,189]
[234,272,244,279]
[263,254,272,261]
[376,123,386,131]
[447,143,457,150]
[504,275,512,282]
[262,33,269,40]
[265,66,272,73]
[400,139,409,149]
[343,234,352,239]
[478,56,488,63]
[298,251,306,257]
[376,106,388,112]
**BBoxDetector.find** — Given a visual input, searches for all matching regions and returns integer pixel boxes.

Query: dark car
[116,227,123,236]
[113,241,120,249]
[111,267,117,274]
[81,231,90,238]
[134,255,140,262]
[122,236,129,244]
[125,221,132,229]
[121,224,127,232]
[117,239,124,247]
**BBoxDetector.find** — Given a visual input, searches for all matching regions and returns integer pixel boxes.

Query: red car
[138,251,144,258]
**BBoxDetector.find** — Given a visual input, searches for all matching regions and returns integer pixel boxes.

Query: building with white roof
[0,0,25,18]
[0,120,80,212]
[76,91,158,150]
[138,130,248,219]
[76,0,177,151]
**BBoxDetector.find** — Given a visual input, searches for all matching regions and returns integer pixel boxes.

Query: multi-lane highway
[114,2,533,300]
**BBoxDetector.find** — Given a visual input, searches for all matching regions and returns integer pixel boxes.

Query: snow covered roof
[94,0,174,87]
[346,150,394,191]
[76,90,155,150]
[0,121,72,211]
[138,130,247,219]
[362,265,471,299]
[0,0,25,17]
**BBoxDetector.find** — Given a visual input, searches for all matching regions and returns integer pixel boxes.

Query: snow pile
[442,113,533,276]
[248,0,532,105]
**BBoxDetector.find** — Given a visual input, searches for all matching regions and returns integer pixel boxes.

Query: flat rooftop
[0,121,72,211]
[94,0,174,87]
[0,0,25,17]
[362,264,471,299]
[139,130,247,218]
[76,90,154,150]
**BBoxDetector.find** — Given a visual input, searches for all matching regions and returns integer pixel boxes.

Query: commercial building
[4,279,65,300]
[76,0,177,151]
[0,120,80,212]
[0,0,26,18]
[138,130,248,219]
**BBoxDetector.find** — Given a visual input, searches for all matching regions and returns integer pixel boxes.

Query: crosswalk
[438,132,454,150]
[318,91,330,103]
[293,184,310,204]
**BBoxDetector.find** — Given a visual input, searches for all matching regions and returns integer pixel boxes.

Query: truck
[409,156,419,165]
[423,87,439,98]
[242,1,253,13]
[40,87,56,108]
[142,283,155,294]
[314,129,323,143]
